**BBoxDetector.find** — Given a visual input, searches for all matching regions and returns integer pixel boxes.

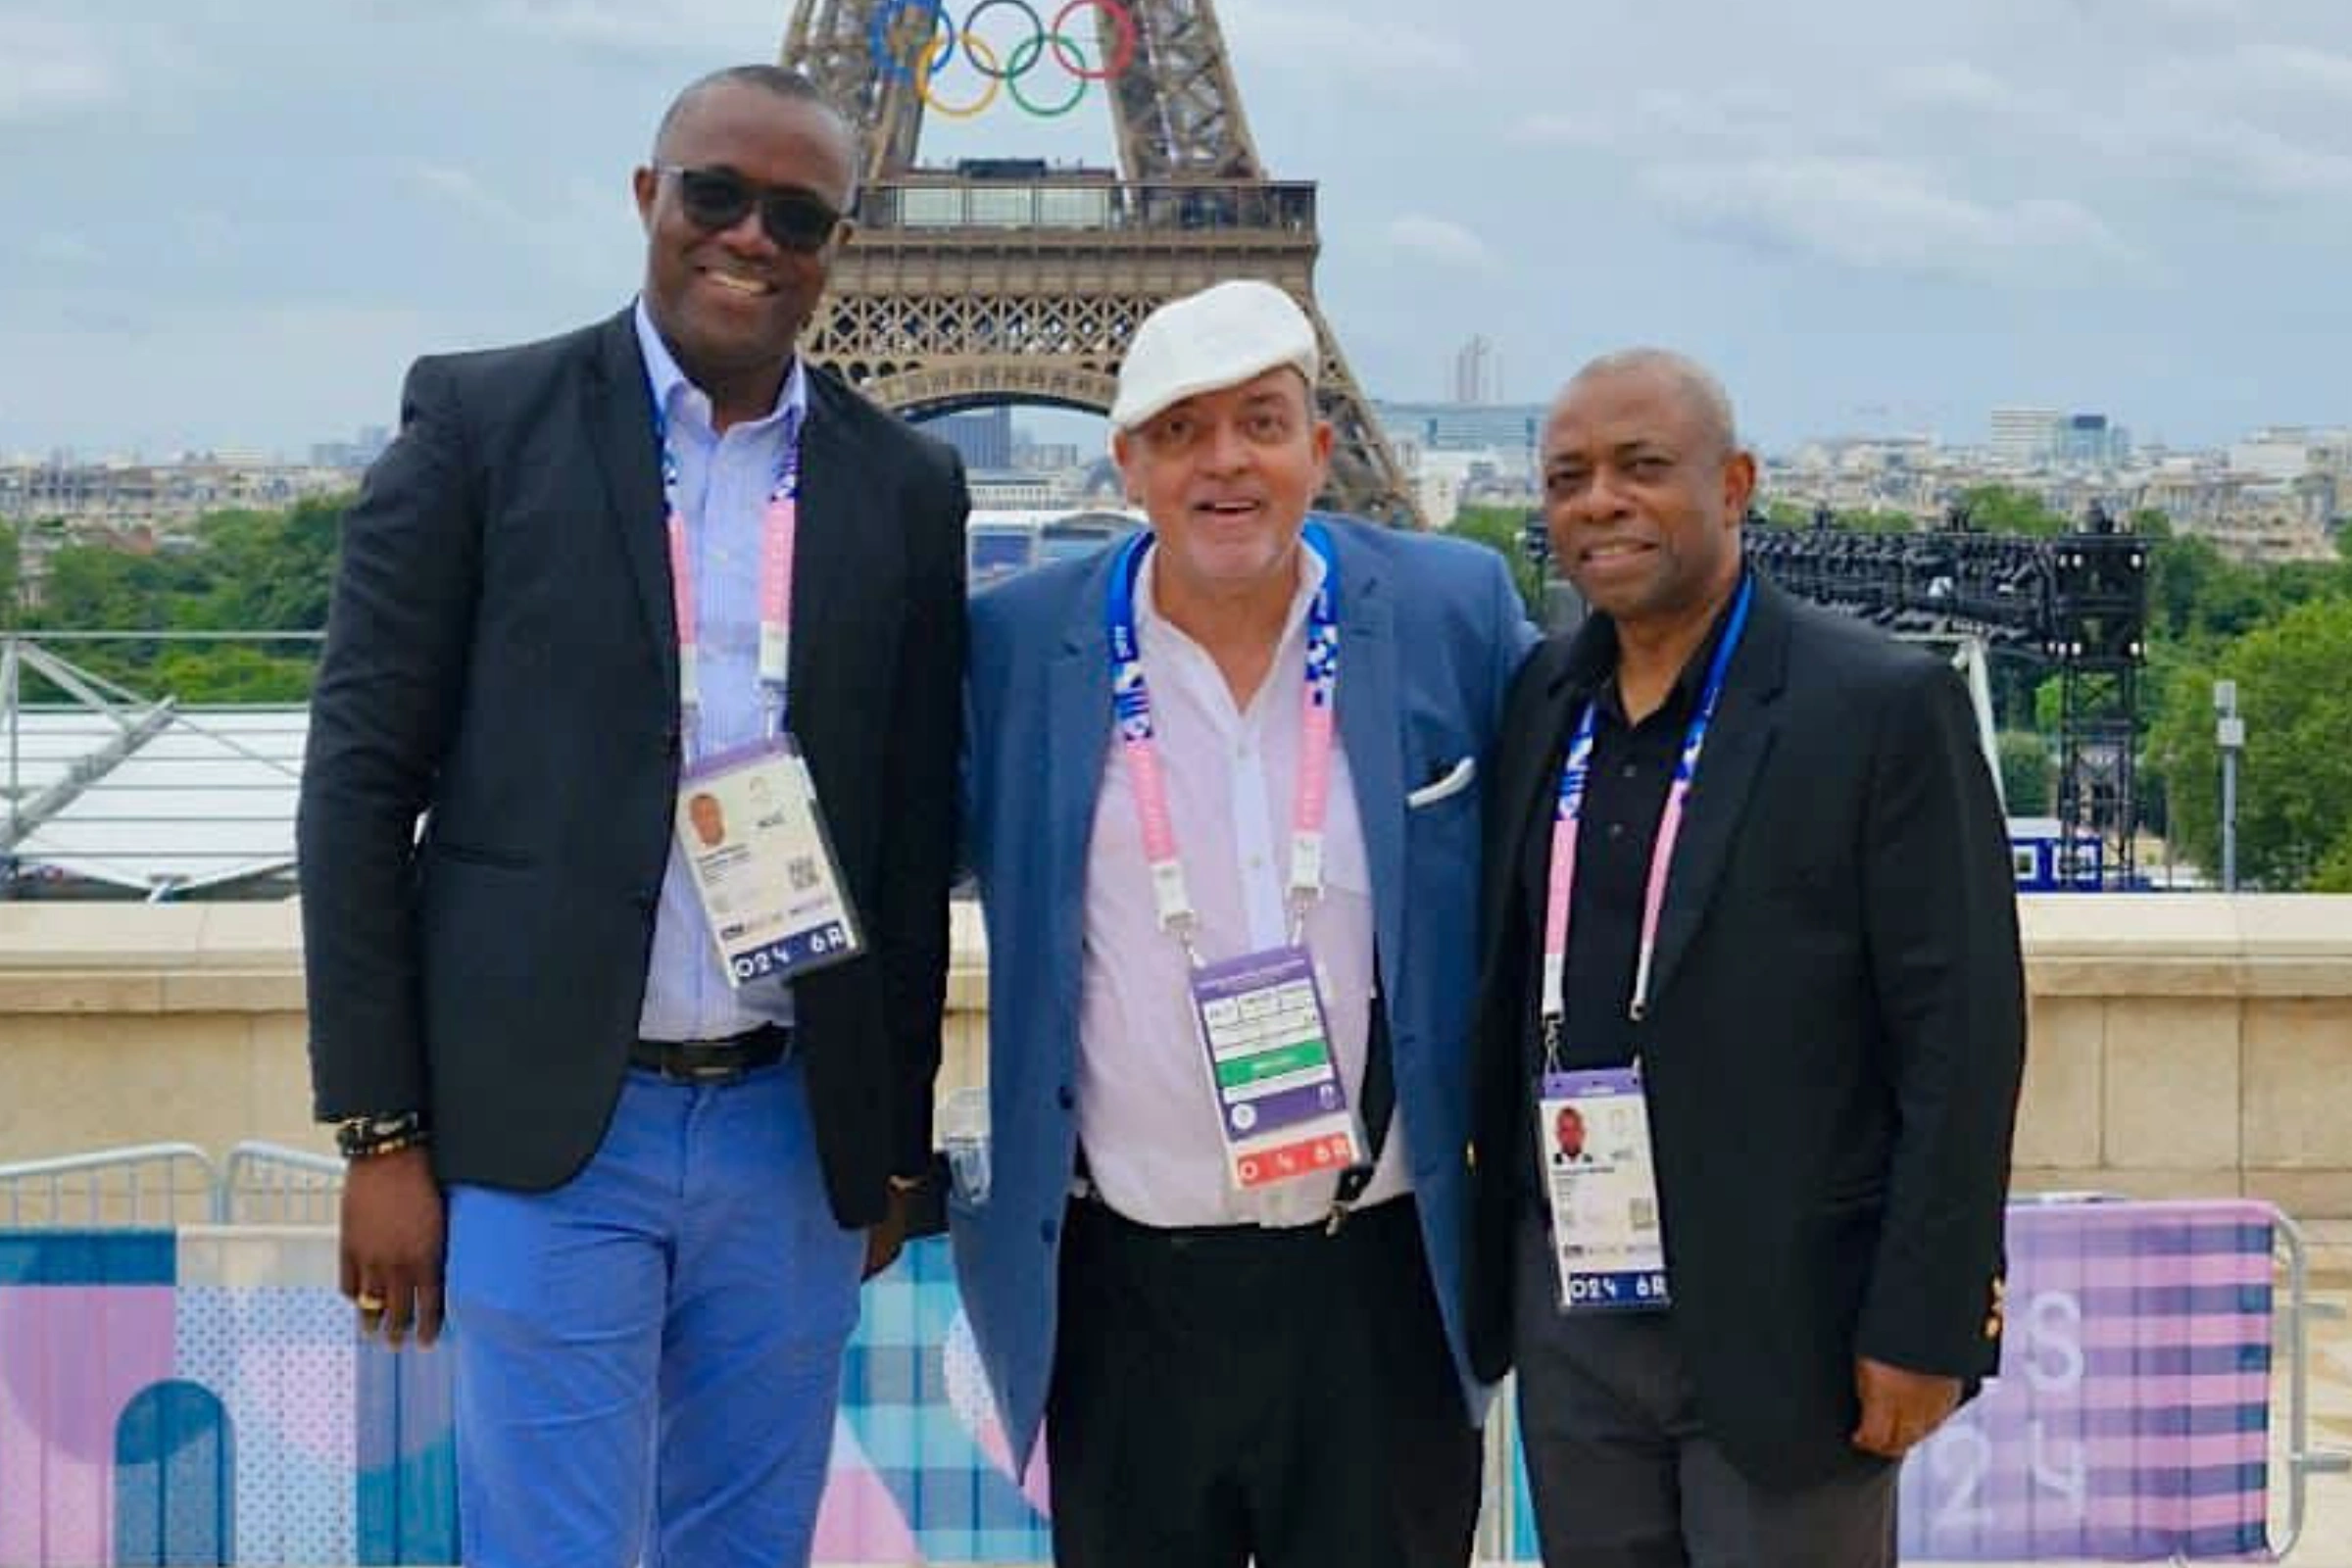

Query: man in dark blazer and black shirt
[1469,349,2025,1566]
[298,66,966,1568]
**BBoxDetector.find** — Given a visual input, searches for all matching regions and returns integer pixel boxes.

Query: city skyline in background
[4,1,2352,458]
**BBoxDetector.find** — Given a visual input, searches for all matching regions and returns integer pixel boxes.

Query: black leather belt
[629,1024,793,1085]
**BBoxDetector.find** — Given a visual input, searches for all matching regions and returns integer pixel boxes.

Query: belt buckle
[673,1054,748,1086]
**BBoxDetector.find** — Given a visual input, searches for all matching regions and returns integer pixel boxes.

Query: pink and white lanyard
[1106,522,1342,967]
[1539,575,1755,1071]
[661,403,806,747]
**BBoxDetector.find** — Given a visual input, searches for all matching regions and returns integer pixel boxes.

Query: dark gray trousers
[1514,1215,1897,1568]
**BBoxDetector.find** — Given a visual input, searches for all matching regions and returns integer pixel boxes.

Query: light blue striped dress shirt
[632,298,807,1042]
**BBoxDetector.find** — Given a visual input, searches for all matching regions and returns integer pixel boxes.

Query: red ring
[1049,0,1135,80]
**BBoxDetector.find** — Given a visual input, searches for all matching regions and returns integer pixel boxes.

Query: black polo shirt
[1517,601,1737,1082]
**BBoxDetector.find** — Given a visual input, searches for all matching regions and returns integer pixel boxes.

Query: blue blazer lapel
[1334,531,1407,981]
[1045,554,1119,956]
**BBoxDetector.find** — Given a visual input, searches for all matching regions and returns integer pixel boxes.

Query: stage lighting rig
[1743,505,2150,888]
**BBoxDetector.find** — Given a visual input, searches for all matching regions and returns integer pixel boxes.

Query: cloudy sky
[5,0,2350,458]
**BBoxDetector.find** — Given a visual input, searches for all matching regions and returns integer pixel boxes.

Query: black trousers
[1046,1195,1482,1568]
[1514,1213,1898,1568]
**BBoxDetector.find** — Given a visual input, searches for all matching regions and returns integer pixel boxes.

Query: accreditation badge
[1188,945,1364,1192]
[674,735,863,987]
[1537,1066,1669,1312]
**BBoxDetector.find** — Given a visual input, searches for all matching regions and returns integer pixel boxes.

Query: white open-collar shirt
[1076,543,1409,1229]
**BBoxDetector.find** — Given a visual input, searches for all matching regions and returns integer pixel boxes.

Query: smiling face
[1539,362,1755,629]
[631,81,854,398]
[1111,368,1333,607]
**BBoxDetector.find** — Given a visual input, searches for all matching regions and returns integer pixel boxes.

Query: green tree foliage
[1757,498,1915,533]
[19,494,347,702]
[2147,530,2352,646]
[0,524,21,629]
[1446,504,1546,617]
[1996,730,2052,815]
[2150,594,2352,889]
[1955,484,2069,536]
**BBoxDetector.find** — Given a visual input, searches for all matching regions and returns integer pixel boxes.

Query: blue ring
[869,0,954,84]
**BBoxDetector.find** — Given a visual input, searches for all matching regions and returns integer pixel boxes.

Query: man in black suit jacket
[1468,350,2024,1566]
[298,66,966,1568]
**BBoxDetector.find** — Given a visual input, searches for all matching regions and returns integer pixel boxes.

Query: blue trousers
[445,1061,863,1568]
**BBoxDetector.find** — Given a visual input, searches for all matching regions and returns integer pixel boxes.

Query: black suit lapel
[585,309,674,696]
[786,372,872,759]
[1640,583,1791,1010]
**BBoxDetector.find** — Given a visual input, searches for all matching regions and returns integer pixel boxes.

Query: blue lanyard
[1541,573,1754,1057]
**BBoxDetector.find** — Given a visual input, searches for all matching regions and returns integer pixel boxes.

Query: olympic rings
[872,0,1137,117]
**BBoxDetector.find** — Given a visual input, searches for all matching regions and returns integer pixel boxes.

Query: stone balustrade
[2,897,2347,1217]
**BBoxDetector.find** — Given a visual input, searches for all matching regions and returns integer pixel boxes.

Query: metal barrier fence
[216,1141,345,1226]
[2278,1211,2352,1558]
[0,1142,351,1229]
[0,1141,219,1227]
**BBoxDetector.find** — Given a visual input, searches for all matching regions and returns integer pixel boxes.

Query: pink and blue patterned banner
[1895,1200,2276,1562]
[0,1231,1046,1566]
[0,1201,2283,1565]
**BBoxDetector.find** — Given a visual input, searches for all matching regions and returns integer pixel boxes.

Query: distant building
[0,457,346,528]
[1989,407,2063,466]
[1450,336,1502,406]
[966,468,1079,510]
[2053,413,2130,469]
[308,424,392,472]
[1373,401,1545,465]
[1012,439,1083,472]
[2228,427,2349,483]
[928,407,1014,470]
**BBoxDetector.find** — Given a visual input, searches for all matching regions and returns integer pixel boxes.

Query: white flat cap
[1110,280,1320,431]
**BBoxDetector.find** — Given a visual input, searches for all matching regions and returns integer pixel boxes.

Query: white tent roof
[4,706,305,895]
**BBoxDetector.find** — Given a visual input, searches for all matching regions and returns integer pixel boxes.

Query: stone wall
[2014,895,2352,1216]
[2,897,2347,1216]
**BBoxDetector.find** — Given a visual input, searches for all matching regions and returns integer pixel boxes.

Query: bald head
[1554,349,1740,462]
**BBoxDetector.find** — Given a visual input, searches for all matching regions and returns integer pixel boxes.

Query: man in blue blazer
[956,280,1536,1568]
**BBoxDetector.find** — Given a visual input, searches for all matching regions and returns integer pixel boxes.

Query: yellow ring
[355,1292,387,1313]
[916,30,1003,119]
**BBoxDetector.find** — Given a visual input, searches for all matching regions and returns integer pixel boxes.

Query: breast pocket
[1403,751,1482,883]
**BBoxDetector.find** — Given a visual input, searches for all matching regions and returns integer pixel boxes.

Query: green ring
[1006,30,1091,117]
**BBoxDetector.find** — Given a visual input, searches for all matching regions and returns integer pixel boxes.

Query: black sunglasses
[655,164,845,253]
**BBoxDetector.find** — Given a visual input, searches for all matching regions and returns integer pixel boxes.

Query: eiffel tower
[780,0,1420,525]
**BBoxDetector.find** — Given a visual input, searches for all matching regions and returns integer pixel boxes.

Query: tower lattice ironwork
[780,0,1419,524]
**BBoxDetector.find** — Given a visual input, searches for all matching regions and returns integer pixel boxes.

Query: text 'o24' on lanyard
[659,402,806,753]
[1538,575,1755,1074]
[1104,521,1343,968]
